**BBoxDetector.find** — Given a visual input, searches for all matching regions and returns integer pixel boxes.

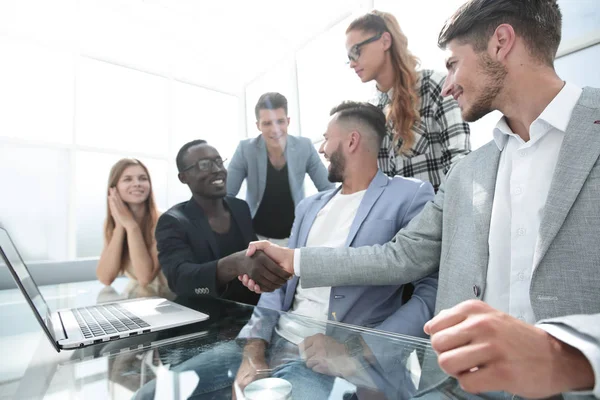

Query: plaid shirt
[372,69,471,192]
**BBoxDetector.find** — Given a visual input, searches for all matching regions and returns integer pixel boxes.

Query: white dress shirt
[277,189,366,345]
[484,82,582,322]
[485,82,598,396]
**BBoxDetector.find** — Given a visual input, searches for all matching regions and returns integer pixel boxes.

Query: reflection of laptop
[0,227,209,351]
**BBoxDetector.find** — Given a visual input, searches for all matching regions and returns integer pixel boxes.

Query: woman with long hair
[346,10,471,191]
[96,158,172,299]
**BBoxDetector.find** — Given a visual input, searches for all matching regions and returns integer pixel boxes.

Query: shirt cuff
[538,323,599,397]
[293,249,301,277]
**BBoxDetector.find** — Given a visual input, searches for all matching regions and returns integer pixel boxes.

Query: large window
[0,38,74,145]
[75,58,170,155]
[0,145,70,261]
[0,4,242,262]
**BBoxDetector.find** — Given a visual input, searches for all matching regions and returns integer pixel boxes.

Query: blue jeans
[134,333,336,399]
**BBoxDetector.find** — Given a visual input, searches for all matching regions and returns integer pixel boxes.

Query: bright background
[0,0,598,263]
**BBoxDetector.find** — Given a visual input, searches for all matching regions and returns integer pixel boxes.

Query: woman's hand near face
[109,188,136,229]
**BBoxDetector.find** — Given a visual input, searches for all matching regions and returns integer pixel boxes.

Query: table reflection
[0,279,487,400]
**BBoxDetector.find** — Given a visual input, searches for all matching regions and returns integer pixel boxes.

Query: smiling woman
[96,158,173,299]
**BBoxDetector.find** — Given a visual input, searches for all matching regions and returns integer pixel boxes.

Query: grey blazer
[226,134,334,217]
[299,87,600,397]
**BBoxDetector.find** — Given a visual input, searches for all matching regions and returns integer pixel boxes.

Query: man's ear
[490,23,516,62]
[255,121,260,131]
[348,131,361,153]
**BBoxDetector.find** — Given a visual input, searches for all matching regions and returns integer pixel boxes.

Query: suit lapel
[257,137,268,203]
[472,144,501,271]
[345,171,387,247]
[184,198,220,258]
[284,136,296,175]
[534,91,600,268]
[284,137,300,205]
[283,276,300,310]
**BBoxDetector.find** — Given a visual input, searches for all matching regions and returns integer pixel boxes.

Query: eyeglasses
[346,32,383,64]
[181,157,227,173]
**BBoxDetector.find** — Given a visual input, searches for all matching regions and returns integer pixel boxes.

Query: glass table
[0,278,516,400]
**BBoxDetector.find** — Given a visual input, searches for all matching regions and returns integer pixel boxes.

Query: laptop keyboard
[73,303,150,339]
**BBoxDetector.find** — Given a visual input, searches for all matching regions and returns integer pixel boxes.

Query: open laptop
[0,227,209,351]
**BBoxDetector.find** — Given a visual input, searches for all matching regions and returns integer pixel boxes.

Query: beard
[327,144,346,183]
[462,53,508,122]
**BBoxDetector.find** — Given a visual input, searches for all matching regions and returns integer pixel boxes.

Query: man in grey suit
[227,92,334,246]
[236,101,437,399]
[243,1,600,398]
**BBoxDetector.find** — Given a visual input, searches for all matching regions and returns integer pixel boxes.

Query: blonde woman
[346,10,471,191]
[96,158,173,299]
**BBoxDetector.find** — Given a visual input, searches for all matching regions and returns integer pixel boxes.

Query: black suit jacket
[156,195,260,305]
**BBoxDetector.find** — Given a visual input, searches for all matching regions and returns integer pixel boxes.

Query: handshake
[226,241,295,293]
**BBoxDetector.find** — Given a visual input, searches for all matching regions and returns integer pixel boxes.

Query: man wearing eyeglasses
[155,139,291,305]
[227,92,334,247]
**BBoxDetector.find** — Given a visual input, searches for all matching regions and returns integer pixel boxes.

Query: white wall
[556,44,600,88]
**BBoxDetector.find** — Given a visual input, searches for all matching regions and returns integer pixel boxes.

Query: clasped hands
[108,187,138,230]
[234,240,294,293]
[235,240,294,293]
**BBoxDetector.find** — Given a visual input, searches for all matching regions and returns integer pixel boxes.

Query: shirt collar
[538,82,582,132]
[375,85,394,104]
[492,82,582,151]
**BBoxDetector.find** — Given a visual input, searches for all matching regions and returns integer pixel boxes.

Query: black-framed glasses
[181,157,227,173]
[346,32,383,64]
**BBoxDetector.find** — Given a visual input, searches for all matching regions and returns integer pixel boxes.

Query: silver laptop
[0,227,209,351]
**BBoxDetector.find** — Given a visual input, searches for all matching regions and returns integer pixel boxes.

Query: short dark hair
[329,101,387,148]
[254,92,288,120]
[438,0,562,66]
[176,139,207,172]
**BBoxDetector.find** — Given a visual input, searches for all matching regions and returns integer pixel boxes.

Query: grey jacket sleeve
[299,179,444,288]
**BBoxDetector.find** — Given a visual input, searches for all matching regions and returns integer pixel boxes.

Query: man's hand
[218,250,291,292]
[232,340,270,400]
[425,300,595,398]
[240,250,291,292]
[239,241,295,293]
[300,333,359,378]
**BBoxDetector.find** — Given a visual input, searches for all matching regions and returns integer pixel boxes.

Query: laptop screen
[0,228,55,342]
